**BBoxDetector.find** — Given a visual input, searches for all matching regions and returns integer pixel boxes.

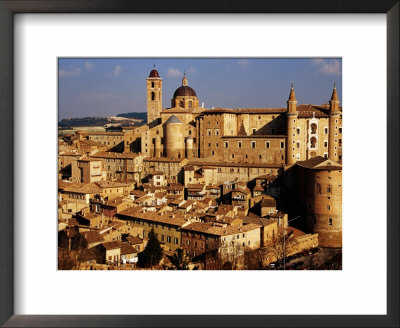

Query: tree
[265,229,298,268]
[218,241,244,270]
[244,246,267,270]
[169,248,190,270]
[137,228,163,268]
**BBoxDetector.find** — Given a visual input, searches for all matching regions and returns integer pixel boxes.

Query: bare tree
[218,241,244,270]
[264,230,298,267]
[243,247,266,270]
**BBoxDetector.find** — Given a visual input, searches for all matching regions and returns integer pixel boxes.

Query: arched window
[310,137,317,148]
[151,92,155,101]
[151,82,154,88]
[188,101,193,108]
[179,101,184,108]
[311,123,317,134]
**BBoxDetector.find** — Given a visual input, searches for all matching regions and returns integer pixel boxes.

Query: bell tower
[146,65,162,125]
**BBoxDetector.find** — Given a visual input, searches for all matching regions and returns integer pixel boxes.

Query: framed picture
[0,1,398,327]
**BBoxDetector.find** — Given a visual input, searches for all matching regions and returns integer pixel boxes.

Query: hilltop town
[58,67,342,270]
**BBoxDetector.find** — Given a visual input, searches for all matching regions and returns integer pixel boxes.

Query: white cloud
[237,59,250,69]
[167,68,182,77]
[312,59,342,76]
[112,65,122,76]
[59,67,80,78]
[84,61,94,71]
[311,58,324,65]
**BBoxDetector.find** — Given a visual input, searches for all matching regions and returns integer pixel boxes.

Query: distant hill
[58,112,147,128]
[116,112,147,122]
[58,117,109,127]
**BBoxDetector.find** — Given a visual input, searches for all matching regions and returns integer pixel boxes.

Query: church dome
[165,115,182,124]
[149,69,160,78]
[173,86,197,98]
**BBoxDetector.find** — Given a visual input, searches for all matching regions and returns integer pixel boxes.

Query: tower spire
[288,81,296,101]
[331,82,339,101]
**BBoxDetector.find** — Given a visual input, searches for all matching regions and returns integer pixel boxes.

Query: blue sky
[58,58,342,120]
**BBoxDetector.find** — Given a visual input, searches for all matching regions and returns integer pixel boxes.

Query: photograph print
[58,58,342,270]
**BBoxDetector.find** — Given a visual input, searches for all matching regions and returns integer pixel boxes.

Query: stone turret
[328,83,340,161]
[286,82,298,165]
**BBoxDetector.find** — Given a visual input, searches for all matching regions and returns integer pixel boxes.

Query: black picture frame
[0,1,398,327]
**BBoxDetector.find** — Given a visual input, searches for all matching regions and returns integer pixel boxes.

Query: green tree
[138,229,163,268]
[169,248,190,270]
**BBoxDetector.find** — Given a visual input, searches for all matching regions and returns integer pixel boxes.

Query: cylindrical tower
[155,135,162,158]
[328,84,340,161]
[303,167,342,248]
[163,115,184,158]
[286,82,298,165]
[185,136,193,159]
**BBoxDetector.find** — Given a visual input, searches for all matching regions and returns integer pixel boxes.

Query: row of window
[223,141,285,149]
[315,184,332,194]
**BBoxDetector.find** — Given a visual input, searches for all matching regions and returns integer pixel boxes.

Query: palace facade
[140,68,342,167]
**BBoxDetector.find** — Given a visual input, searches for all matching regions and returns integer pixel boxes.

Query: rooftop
[296,156,342,170]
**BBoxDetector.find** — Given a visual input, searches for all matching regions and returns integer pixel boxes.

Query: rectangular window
[327,185,331,193]
[324,128,328,134]
[224,141,229,148]
[238,141,242,148]
[215,129,220,135]
[339,128,342,133]
[327,205,330,210]
[174,238,178,244]
[251,141,256,148]
[324,141,328,148]
[166,236,171,243]
[280,142,284,149]
[296,128,300,135]
[252,128,256,134]
[266,141,270,148]
[296,142,300,149]
[207,129,212,136]
[329,218,332,226]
